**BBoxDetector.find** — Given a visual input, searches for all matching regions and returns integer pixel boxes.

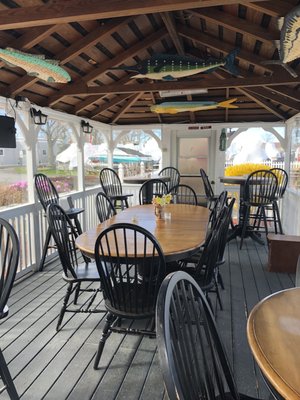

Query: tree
[40,120,68,167]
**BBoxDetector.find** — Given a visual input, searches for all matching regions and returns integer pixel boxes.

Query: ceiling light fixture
[159,89,208,98]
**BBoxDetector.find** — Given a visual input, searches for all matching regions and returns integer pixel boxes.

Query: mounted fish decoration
[151,98,238,114]
[0,47,71,83]
[262,5,300,77]
[110,50,239,81]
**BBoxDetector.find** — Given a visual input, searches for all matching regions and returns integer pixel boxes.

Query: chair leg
[240,206,250,249]
[215,283,223,310]
[94,313,115,370]
[273,201,283,234]
[57,283,73,331]
[0,348,19,400]
[39,227,52,271]
[217,269,225,290]
[261,207,269,237]
[73,282,81,305]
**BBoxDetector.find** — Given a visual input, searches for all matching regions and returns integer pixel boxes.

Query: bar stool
[34,173,85,271]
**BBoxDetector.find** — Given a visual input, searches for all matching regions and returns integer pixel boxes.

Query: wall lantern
[81,120,93,134]
[30,108,48,125]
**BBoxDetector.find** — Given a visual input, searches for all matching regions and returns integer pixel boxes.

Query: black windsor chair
[168,184,198,205]
[240,170,278,249]
[34,173,85,271]
[139,178,168,204]
[95,192,117,223]
[93,223,166,369]
[0,218,20,399]
[268,168,288,234]
[158,167,180,192]
[99,167,133,210]
[156,271,262,400]
[200,168,219,210]
[46,204,104,331]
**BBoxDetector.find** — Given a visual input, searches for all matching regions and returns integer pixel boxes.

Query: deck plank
[0,236,295,399]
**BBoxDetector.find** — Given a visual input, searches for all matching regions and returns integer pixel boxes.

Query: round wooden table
[220,175,264,245]
[76,204,209,262]
[247,287,300,399]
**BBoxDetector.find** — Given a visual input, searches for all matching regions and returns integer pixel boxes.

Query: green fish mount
[262,5,300,77]
[0,47,71,83]
[110,50,239,81]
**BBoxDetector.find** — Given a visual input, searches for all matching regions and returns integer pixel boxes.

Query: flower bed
[225,163,271,176]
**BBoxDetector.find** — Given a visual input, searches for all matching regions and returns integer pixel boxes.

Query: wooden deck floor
[0,236,295,400]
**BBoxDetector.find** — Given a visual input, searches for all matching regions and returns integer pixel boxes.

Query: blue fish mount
[110,50,239,80]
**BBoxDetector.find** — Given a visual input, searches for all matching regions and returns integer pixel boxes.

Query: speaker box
[0,116,16,148]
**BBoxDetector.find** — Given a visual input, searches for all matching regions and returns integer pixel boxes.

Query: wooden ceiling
[1,0,300,125]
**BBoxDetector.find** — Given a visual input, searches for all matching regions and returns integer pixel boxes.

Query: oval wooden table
[76,204,209,262]
[247,287,300,399]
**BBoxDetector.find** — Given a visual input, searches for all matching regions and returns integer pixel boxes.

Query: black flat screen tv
[0,116,16,148]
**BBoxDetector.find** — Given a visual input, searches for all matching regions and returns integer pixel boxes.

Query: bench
[267,234,300,273]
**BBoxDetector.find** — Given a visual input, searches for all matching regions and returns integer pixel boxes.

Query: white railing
[225,160,285,168]
[0,183,142,277]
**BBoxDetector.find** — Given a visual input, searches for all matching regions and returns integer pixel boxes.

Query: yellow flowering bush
[225,163,271,176]
[152,193,172,206]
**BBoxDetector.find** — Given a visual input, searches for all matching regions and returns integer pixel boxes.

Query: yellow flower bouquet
[152,193,172,206]
[152,194,172,219]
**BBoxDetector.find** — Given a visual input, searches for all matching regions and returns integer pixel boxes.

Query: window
[289,121,300,191]
[0,110,28,209]
[36,119,78,194]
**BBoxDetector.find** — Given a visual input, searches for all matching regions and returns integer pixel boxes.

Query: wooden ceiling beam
[0,0,270,30]
[0,25,57,70]
[240,88,287,119]
[7,18,129,97]
[177,24,275,73]
[191,9,279,44]
[48,73,299,98]
[244,0,292,17]
[263,86,300,102]
[246,87,300,111]
[111,92,144,124]
[47,28,168,106]
[75,74,132,113]
[89,94,133,118]
[161,12,185,55]
[213,69,287,120]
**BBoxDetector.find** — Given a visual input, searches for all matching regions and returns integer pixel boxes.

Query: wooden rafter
[7,18,130,97]
[246,87,300,111]
[47,74,300,99]
[263,86,300,103]
[191,9,279,44]
[89,94,133,118]
[47,28,168,106]
[111,92,144,123]
[244,0,292,17]
[213,70,288,120]
[177,24,275,73]
[238,88,287,120]
[0,0,270,30]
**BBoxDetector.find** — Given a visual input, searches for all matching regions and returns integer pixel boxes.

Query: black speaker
[0,116,16,148]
